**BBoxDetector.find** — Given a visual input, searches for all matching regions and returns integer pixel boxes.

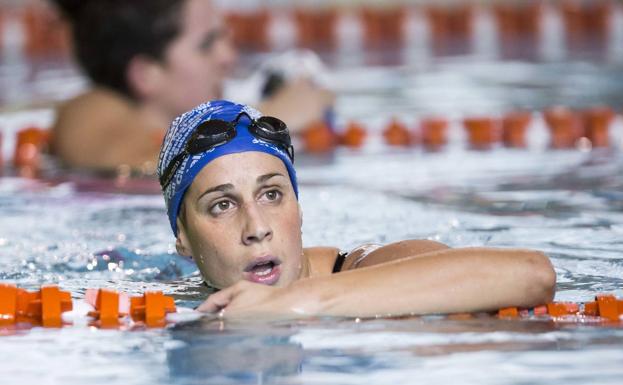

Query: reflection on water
[0,146,622,384]
[168,321,303,384]
[2,31,623,385]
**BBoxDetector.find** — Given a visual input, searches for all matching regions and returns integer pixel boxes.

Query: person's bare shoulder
[53,88,130,161]
[55,88,132,128]
[52,88,161,170]
[303,246,341,277]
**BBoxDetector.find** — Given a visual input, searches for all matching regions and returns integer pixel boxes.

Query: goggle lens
[160,113,293,190]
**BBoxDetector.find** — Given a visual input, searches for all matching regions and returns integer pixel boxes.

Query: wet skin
[175,152,306,289]
[150,0,237,119]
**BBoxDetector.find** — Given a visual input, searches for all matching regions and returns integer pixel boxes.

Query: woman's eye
[210,200,234,215]
[263,190,282,202]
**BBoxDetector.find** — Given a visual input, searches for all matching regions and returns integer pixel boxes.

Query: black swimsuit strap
[332,251,348,273]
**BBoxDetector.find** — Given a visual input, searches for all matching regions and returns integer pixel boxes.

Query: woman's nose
[241,204,272,245]
[215,32,238,72]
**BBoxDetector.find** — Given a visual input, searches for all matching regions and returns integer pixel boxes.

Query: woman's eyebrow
[199,27,225,50]
[197,183,234,202]
[257,173,286,184]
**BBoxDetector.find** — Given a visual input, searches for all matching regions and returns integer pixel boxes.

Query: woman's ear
[175,219,192,258]
[126,54,164,100]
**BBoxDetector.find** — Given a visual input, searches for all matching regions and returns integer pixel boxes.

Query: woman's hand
[195,246,556,320]
[258,78,334,134]
[196,280,305,320]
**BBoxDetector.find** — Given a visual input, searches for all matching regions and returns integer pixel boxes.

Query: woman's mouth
[243,256,282,285]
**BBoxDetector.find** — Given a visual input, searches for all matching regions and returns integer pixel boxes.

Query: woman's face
[154,0,237,118]
[176,152,304,289]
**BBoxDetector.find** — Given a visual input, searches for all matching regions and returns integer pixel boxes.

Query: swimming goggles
[159,111,294,189]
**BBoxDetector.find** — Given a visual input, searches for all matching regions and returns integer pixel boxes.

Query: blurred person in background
[51,0,333,173]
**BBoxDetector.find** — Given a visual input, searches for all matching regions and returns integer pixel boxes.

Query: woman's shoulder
[52,88,161,169]
[54,88,134,138]
[303,247,341,277]
[63,87,132,112]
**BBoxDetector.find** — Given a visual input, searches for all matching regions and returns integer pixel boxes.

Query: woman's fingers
[196,287,235,313]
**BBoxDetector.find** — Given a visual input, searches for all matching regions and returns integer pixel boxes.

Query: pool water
[1,136,623,385]
[1,17,623,385]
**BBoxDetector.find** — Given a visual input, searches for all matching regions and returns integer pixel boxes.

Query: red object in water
[582,106,614,148]
[383,118,413,146]
[0,284,18,326]
[547,302,580,317]
[420,117,448,150]
[502,111,532,148]
[130,291,176,328]
[0,284,73,327]
[294,7,338,50]
[86,289,122,328]
[340,121,367,148]
[560,0,612,56]
[596,294,620,321]
[13,127,51,178]
[533,305,548,316]
[360,6,407,50]
[302,121,338,153]
[23,4,71,58]
[498,307,519,318]
[426,3,475,56]
[463,117,500,150]
[0,8,4,55]
[493,0,543,59]
[543,106,582,149]
[226,10,271,52]
[0,131,4,175]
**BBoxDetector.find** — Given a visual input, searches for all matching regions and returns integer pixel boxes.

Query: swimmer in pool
[50,0,333,172]
[158,100,556,319]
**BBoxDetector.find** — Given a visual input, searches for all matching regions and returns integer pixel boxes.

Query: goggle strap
[160,113,294,189]
[160,151,187,189]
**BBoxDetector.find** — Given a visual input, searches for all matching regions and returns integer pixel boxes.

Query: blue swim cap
[158,100,298,236]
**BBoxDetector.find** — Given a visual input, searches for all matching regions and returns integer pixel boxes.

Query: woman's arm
[198,246,556,319]
[340,240,450,271]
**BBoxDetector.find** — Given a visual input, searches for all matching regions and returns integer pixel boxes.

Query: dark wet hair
[51,0,185,98]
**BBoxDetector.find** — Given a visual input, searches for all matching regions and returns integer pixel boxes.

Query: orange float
[582,106,614,148]
[383,118,413,146]
[420,117,448,150]
[0,8,4,54]
[426,2,475,56]
[463,117,500,150]
[294,7,338,50]
[23,4,71,58]
[302,121,338,153]
[498,294,623,322]
[0,283,73,328]
[543,107,582,149]
[86,289,124,328]
[226,9,271,52]
[360,5,407,50]
[0,131,3,174]
[560,0,611,55]
[13,127,51,178]
[130,291,177,328]
[502,111,532,148]
[0,284,177,329]
[493,0,542,59]
[2,284,623,330]
[340,121,367,148]
[0,284,17,326]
